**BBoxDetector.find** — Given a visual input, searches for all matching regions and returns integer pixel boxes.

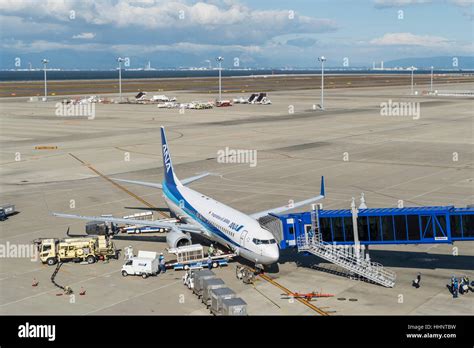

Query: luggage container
[192,269,215,297]
[221,297,247,316]
[201,278,226,307]
[210,287,236,315]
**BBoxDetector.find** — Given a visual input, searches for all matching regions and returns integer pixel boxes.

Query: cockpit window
[252,238,277,245]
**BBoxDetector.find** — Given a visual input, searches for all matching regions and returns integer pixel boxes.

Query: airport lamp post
[216,56,224,101]
[410,66,415,95]
[42,59,49,101]
[318,56,326,110]
[117,57,125,102]
[430,66,434,93]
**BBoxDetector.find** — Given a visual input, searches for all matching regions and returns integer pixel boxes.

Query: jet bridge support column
[351,197,361,260]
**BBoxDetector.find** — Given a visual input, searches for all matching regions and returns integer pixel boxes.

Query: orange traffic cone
[79,287,86,296]
[32,278,39,287]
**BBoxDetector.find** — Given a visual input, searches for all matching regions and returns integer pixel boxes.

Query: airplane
[53,126,325,266]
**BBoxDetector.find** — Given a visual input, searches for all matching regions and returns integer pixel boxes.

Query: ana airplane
[53,126,325,266]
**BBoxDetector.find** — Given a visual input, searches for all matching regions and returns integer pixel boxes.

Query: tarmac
[0,81,473,315]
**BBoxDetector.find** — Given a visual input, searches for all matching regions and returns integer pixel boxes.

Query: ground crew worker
[452,276,459,298]
[207,255,213,270]
[208,244,215,256]
[412,273,421,289]
[460,276,469,294]
[463,276,470,293]
[159,253,166,274]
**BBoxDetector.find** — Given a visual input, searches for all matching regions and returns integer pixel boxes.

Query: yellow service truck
[35,235,119,266]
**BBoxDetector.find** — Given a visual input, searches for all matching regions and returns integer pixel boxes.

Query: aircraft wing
[52,213,203,234]
[250,176,325,219]
[111,172,211,188]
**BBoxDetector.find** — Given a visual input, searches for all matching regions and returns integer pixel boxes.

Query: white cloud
[0,14,65,36]
[1,39,262,55]
[0,0,337,50]
[72,32,95,39]
[370,32,451,47]
[0,0,336,32]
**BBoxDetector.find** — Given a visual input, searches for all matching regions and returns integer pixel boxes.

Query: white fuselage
[162,182,279,265]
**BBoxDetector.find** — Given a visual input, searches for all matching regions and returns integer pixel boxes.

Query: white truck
[121,251,160,279]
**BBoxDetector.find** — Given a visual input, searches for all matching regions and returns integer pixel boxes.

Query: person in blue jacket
[159,253,166,274]
[451,276,459,298]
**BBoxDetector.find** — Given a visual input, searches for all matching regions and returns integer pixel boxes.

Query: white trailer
[121,251,159,278]
[167,244,235,270]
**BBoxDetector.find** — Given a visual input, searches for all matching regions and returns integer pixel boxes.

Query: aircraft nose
[267,245,280,264]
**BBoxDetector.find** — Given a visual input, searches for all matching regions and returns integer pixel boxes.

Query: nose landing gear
[254,262,264,275]
[236,265,255,284]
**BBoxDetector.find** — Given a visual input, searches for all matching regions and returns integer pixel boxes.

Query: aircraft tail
[160,126,182,187]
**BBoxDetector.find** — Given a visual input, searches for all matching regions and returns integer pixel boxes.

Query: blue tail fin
[160,126,181,186]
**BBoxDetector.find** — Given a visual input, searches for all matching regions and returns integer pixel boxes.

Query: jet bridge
[274,205,473,288]
[278,205,474,249]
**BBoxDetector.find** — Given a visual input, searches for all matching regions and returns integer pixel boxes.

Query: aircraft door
[239,230,248,247]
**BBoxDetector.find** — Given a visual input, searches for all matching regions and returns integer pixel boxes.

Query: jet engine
[166,229,192,248]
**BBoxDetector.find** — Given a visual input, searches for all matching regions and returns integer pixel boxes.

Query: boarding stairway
[297,208,396,288]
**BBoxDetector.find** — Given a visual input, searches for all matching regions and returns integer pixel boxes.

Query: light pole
[430,66,434,93]
[117,57,125,102]
[318,56,326,110]
[42,59,49,101]
[216,56,223,101]
[410,66,415,95]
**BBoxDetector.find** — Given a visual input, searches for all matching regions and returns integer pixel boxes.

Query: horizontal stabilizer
[181,172,211,185]
[112,172,211,188]
[112,178,162,189]
[250,176,325,219]
[52,212,202,234]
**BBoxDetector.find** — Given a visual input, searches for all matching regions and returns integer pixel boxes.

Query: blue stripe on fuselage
[162,182,248,250]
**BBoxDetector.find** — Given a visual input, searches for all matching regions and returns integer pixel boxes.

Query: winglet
[320,176,325,197]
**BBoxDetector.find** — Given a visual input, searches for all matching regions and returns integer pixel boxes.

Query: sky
[0,0,472,69]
